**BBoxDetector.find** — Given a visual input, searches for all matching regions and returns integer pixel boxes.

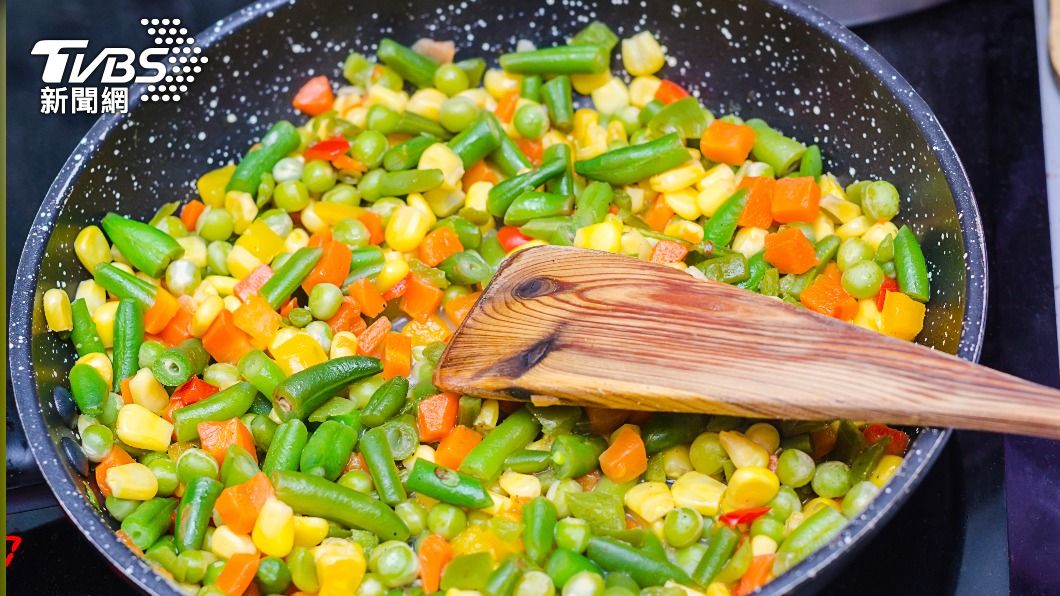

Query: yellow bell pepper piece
[402,314,453,347]
[197,164,236,207]
[235,220,285,264]
[870,454,904,487]
[880,291,925,341]
[271,333,328,376]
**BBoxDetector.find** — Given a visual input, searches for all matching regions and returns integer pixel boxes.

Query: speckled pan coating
[11,0,986,593]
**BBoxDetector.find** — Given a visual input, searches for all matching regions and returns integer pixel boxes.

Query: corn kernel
[499,471,542,499]
[385,206,432,253]
[574,217,623,253]
[269,327,300,355]
[314,538,366,595]
[112,262,134,275]
[751,535,778,557]
[705,582,732,596]
[77,352,114,389]
[812,213,836,240]
[820,194,861,224]
[136,272,161,287]
[75,225,112,273]
[198,164,236,207]
[622,31,665,77]
[718,431,770,468]
[300,202,328,234]
[116,403,174,452]
[345,105,369,128]
[571,70,613,95]
[629,76,662,107]
[625,186,649,214]
[606,120,628,146]
[474,399,499,431]
[211,525,257,560]
[129,367,170,414]
[652,160,706,195]
[44,288,73,332]
[271,332,328,376]
[732,227,768,259]
[106,463,158,500]
[419,144,465,191]
[456,88,496,111]
[663,220,704,245]
[870,455,904,487]
[818,174,847,201]
[663,189,701,221]
[110,245,131,266]
[235,220,285,264]
[367,84,409,113]
[803,497,841,517]
[293,516,330,548]
[176,236,208,268]
[75,280,107,314]
[745,423,780,453]
[621,229,650,258]
[285,228,311,253]
[330,331,360,359]
[464,181,493,214]
[314,202,364,226]
[191,295,225,337]
[253,497,296,558]
[836,215,871,240]
[408,88,448,121]
[223,295,242,312]
[225,245,263,280]
[696,164,738,217]
[624,481,674,523]
[403,444,437,470]
[591,77,630,115]
[509,239,548,255]
[854,298,882,332]
[376,253,411,294]
[862,222,899,251]
[206,275,239,296]
[224,191,258,234]
[724,466,780,509]
[784,512,806,535]
[92,301,119,348]
[880,291,925,341]
[575,124,608,160]
[670,471,726,516]
[484,69,521,99]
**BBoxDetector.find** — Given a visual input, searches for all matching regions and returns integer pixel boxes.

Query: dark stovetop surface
[6,0,1057,594]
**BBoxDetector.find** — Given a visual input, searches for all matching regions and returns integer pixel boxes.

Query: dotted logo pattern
[137,18,207,102]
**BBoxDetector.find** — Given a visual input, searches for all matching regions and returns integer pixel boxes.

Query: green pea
[562,571,606,596]
[155,215,187,238]
[148,457,179,497]
[776,448,815,488]
[166,259,201,296]
[259,209,294,237]
[766,486,802,522]
[370,197,405,225]
[275,180,311,212]
[256,556,292,594]
[368,540,419,587]
[358,574,386,596]
[862,180,900,222]
[196,207,235,242]
[395,500,429,536]
[750,516,785,543]
[333,218,371,249]
[203,363,240,389]
[304,320,333,353]
[514,103,549,140]
[308,283,344,321]
[841,480,880,518]
[338,469,374,494]
[812,461,852,498]
[99,392,124,428]
[841,260,885,299]
[663,507,703,548]
[206,241,231,276]
[881,260,897,278]
[177,448,219,484]
[272,156,304,182]
[554,517,592,553]
[286,546,320,593]
[343,52,372,85]
[374,66,404,91]
[515,570,556,596]
[434,63,470,97]
[81,424,114,462]
[353,130,389,170]
[301,160,337,194]
[689,432,726,475]
[427,503,467,539]
[105,495,140,521]
[323,183,361,206]
[837,237,874,271]
[357,170,385,204]
[288,307,313,328]
[440,97,479,133]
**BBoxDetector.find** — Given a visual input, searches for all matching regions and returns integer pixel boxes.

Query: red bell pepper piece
[654,80,689,105]
[876,276,900,311]
[303,136,351,162]
[172,377,219,405]
[718,506,772,527]
[862,424,910,456]
[233,265,274,303]
[497,226,532,252]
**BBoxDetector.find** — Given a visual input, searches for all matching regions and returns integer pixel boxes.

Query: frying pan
[10,0,987,593]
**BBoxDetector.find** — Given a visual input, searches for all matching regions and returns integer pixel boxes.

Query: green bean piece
[504,191,574,226]
[447,112,503,168]
[500,45,609,75]
[487,158,567,218]
[145,537,180,573]
[175,476,223,552]
[378,417,419,459]
[850,438,890,484]
[92,263,156,307]
[221,444,260,488]
[271,470,410,541]
[487,554,527,596]
[572,181,612,228]
[646,97,712,139]
[702,189,749,247]
[780,235,841,299]
[172,382,257,441]
[831,420,866,464]
[286,546,320,592]
[298,420,357,482]
[382,135,439,172]
[434,216,482,250]
[71,298,105,356]
[455,57,487,87]
[587,536,689,586]
[121,497,178,550]
[227,120,301,194]
[894,225,930,302]
[491,132,534,177]
[772,507,847,575]
[255,247,321,310]
[459,408,541,480]
[436,251,490,286]
[504,449,553,474]
[360,168,445,202]
[545,548,602,589]
[523,496,558,565]
[641,413,704,455]
[550,434,607,479]
[570,21,620,53]
[542,143,574,196]
[575,133,690,185]
[842,480,881,518]
[100,213,185,278]
[736,252,769,292]
[542,75,574,131]
[150,338,209,387]
[70,363,107,417]
[237,349,286,398]
[520,74,543,101]
[105,495,140,522]
[377,38,439,89]
[263,419,310,476]
[799,144,823,180]
[745,119,807,175]
[360,427,407,505]
[692,524,740,585]
[273,356,382,421]
[441,552,493,591]
[361,376,409,428]
[406,459,492,508]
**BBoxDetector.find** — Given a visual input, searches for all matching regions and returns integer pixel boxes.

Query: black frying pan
[10,0,987,593]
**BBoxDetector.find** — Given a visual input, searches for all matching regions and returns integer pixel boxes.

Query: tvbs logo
[31,39,167,84]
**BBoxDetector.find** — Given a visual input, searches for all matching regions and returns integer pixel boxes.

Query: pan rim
[9,0,986,594]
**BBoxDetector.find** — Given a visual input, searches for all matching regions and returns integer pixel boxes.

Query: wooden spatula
[434,245,1060,440]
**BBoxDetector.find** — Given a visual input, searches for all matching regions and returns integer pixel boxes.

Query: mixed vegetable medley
[43,21,931,596]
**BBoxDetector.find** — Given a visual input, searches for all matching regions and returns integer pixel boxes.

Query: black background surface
[6,0,1056,593]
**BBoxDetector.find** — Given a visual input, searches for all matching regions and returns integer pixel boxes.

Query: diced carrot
[417,392,460,443]
[443,291,482,325]
[159,296,195,346]
[599,425,647,483]
[326,297,365,335]
[700,120,757,166]
[585,408,631,436]
[292,75,334,116]
[649,240,689,264]
[735,555,775,596]
[119,378,133,405]
[654,80,689,105]
[198,418,257,465]
[144,288,180,334]
[233,265,273,303]
[418,534,454,594]
[419,227,464,268]
[332,154,365,173]
[215,553,260,596]
[576,469,601,492]
[202,310,254,364]
[771,176,821,223]
[800,263,857,321]
[343,452,368,474]
[381,332,413,380]
[358,316,392,356]
[232,294,283,349]
[180,200,206,231]
[357,212,384,245]
[494,90,520,123]
[307,229,333,248]
[95,446,133,497]
[301,241,351,293]
[763,228,818,275]
[642,196,675,232]
[517,138,544,166]
[737,177,776,229]
[381,274,410,302]
[215,473,274,535]
[434,426,482,470]
[348,278,386,318]
[279,297,299,318]
[400,275,444,323]
[462,160,499,191]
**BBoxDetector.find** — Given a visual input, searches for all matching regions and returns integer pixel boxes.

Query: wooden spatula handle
[436,246,1060,439]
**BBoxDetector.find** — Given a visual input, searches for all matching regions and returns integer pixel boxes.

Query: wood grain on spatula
[434,245,1060,439]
